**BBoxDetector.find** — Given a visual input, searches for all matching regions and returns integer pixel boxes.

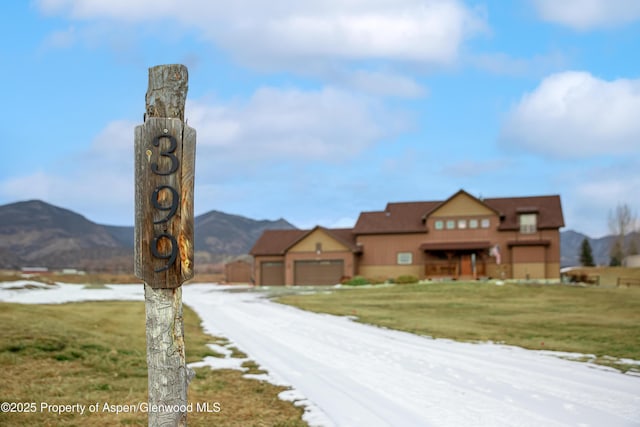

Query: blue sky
[1,0,639,238]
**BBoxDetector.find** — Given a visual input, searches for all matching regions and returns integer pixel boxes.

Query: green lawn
[0,300,305,426]
[275,282,640,372]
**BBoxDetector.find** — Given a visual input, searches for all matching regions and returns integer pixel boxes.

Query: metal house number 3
[150,131,180,273]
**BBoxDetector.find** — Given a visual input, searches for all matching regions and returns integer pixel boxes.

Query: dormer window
[520,213,537,234]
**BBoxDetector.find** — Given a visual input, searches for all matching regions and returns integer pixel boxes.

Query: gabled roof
[250,226,359,256]
[422,189,501,219]
[352,190,564,235]
[250,229,307,255]
[321,227,360,251]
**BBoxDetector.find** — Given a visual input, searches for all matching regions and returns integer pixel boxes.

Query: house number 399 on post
[135,115,195,289]
[150,130,180,273]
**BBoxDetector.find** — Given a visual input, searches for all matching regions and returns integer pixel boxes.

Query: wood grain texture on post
[134,64,195,427]
[135,64,195,288]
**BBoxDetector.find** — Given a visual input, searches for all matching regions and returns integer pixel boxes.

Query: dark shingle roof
[250,226,359,256]
[250,229,307,255]
[353,201,439,234]
[484,195,564,230]
[252,191,564,254]
[353,191,564,235]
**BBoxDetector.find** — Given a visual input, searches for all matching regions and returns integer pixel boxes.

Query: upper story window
[434,217,489,230]
[519,213,537,234]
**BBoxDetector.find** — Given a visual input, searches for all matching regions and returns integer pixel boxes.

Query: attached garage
[294,260,344,286]
[510,243,548,280]
[260,261,285,286]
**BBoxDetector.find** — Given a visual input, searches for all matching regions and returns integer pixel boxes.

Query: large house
[250,190,564,286]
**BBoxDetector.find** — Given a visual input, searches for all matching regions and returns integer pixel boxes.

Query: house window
[446,220,455,230]
[481,218,490,228]
[520,214,537,234]
[434,220,444,230]
[458,219,467,229]
[315,242,322,254]
[397,252,413,265]
[469,219,478,229]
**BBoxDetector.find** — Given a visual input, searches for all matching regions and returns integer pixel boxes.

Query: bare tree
[608,203,638,265]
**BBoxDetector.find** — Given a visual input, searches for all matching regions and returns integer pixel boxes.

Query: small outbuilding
[224,258,253,284]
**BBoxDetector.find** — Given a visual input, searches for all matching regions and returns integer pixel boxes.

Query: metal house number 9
[150,131,180,273]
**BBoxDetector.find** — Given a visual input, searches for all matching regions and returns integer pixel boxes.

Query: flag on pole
[490,244,501,265]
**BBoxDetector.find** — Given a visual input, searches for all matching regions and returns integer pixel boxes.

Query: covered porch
[420,241,492,280]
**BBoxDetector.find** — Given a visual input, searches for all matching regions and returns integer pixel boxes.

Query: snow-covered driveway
[183,284,640,427]
[2,282,639,426]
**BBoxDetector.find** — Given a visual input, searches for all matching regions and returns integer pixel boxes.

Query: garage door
[294,260,344,286]
[512,246,546,279]
[260,261,284,286]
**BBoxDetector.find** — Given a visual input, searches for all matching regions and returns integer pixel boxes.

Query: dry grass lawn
[0,300,305,426]
[276,281,640,373]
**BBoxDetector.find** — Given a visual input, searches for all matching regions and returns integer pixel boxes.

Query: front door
[460,254,473,276]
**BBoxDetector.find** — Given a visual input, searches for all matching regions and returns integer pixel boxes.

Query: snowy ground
[2,281,639,427]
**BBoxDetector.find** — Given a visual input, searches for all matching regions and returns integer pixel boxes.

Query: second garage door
[294,260,344,286]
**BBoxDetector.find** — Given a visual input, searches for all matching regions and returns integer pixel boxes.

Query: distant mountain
[560,229,640,267]
[6,199,635,272]
[0,200,129,270]
[195,210,295,255]
[0,200,296,272]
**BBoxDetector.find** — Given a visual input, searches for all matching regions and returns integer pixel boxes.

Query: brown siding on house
[356,233,426,267]
[511,245,546,263]
[249,189,564,284]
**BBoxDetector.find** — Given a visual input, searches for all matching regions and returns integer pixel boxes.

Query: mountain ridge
[0,199,296,271]
[1,199,635,271]
[560,228,639,267]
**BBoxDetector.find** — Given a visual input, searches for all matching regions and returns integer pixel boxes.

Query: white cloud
[567,161,640,237]
[188,86,406,166]
[37,0,486,67]
[532,0,640,30]
[1,86,407,225]
[0,169,133,225]
[500,71,640,158]
[0,120,136,225]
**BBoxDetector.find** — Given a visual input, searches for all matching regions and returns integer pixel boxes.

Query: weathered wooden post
[134,64,196,426]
